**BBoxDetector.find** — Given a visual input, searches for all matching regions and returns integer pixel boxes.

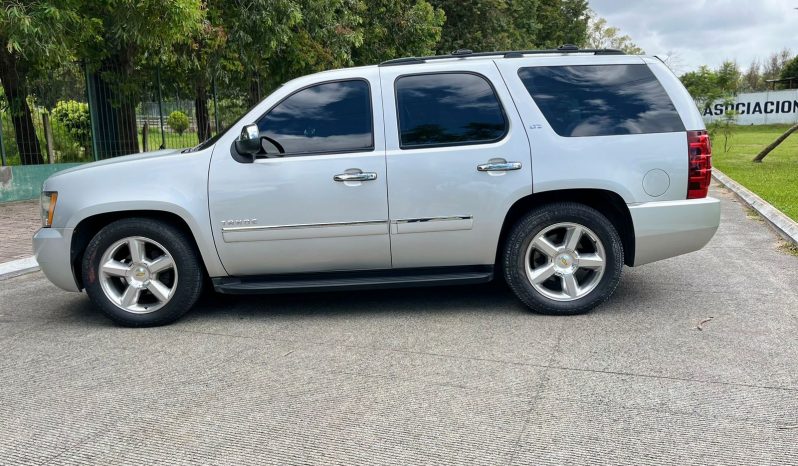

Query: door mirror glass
[235,124,261,155]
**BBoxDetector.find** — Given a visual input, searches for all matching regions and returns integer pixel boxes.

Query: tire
[502,202,623,316]
[82,218,204,327]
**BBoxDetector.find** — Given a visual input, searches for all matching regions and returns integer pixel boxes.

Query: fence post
[142,121,149,152]
[156,64,166,150]
[212,76,220,133]
[84,62,100,161]
[42,112,55,163]
[0,116,6,166]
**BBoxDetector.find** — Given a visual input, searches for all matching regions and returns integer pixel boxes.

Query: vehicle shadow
[56,274,651,327]
[189,280,521,320]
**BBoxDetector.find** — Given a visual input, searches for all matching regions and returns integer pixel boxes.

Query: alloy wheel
[524,222,606,301]
[98,236,179,314]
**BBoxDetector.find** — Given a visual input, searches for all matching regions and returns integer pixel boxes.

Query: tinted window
[257,80,373,155]
[518,64,684,137]
[396,73,507,148]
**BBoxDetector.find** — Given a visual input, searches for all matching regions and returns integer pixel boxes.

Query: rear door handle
[333,172,378,182]
[477,161,522,172]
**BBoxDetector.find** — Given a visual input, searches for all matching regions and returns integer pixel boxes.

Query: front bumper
[33,227,80,292]
[629,197,721,266]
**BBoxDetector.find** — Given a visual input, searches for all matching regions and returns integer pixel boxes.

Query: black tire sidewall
[503,203,623,315]
[82,218,203,327]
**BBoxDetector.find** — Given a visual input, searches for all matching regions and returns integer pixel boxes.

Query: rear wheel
[82,218,203,326]
[503,202,623,315]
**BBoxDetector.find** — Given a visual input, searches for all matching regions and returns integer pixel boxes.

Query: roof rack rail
[379,45,625,67]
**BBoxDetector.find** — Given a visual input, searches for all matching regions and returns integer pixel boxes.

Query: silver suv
[33,47,721,326]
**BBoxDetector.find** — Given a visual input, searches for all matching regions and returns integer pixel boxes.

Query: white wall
[701,89,798,125]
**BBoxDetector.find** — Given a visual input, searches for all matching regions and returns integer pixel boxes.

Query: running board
[212,266,494,295]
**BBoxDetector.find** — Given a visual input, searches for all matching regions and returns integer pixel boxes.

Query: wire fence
[0,61,245,166]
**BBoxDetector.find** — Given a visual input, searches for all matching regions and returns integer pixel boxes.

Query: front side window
[257,79,373,155]
[518,64,684,137]
[396,73,507,148]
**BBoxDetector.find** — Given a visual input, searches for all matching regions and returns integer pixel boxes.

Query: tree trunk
[194,80,211,143]
[752,123,798,162]
[247,74,261,107]
[0,48,44,165]
[88,53,140,158]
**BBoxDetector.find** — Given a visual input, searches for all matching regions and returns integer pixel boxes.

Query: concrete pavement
[1,185,797,465]
[0,199,38,263]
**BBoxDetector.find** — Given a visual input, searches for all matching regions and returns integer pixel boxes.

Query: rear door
[379,61,532,268]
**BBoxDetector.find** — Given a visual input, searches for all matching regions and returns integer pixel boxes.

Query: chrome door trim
[390,215,474,234]
[222,219,388,233]
[391,215,473,224]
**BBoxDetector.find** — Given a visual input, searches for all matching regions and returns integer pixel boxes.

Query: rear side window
[396,73,507,148]
[518,64,684,137]
[257,79,373,155]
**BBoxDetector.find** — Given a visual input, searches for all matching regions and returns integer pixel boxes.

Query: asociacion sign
[701,89,798,125]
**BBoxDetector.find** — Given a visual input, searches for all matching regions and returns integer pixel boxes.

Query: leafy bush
[51,100,91,151]
[167,110,189,135]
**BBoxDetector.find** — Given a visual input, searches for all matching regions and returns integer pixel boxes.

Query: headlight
[41,191,58,228]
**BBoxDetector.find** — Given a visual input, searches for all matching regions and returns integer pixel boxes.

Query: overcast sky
[589,0,798,73]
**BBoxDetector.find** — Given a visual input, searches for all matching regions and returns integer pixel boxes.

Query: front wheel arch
[71,210,208,290]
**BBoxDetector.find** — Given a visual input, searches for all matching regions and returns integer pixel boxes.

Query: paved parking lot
[1,185,797,465]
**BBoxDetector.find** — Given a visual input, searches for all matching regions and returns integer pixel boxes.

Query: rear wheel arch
[496,189,635,268]
[71,210,208,290]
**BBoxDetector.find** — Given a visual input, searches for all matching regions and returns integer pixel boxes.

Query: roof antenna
[451,49,473,56]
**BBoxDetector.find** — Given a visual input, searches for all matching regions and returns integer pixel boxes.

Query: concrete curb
[0,256,39,281]
[712,168,798,246]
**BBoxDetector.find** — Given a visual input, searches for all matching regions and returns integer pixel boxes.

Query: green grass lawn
[138,129,200,151]
[712,124,798,221]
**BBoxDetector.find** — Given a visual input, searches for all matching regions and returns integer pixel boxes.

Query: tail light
[687,130,712,199]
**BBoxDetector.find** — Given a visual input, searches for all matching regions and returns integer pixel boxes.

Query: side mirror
[234,124,261,156]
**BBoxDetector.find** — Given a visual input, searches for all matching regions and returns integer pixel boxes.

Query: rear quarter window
[518,64,685,137]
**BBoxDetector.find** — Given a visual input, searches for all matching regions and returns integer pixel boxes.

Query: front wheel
[82,218,204,327]
[503,202,623,315]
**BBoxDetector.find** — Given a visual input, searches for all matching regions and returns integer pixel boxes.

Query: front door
[208,71,390,276]
[379,61,533,268]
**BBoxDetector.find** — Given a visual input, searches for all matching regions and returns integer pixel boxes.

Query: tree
[584,11,644,54]
[76,0,203,157]
[0,1,82,164]
[429,0,588,53]
[532,0,589,49]
[761,48,792,82]
[715,60,741,94]
[680,66,724,110]
[167,110,189,135]
[263,0,364,92]
[680,61,740,111]
[752,124,798,162]
[352,0,445,65]
[51,99,91,154]
[741,59,762,92]
[219,0,364,106]
[430,0,514,53]
[166,1,228,143]
[780,55,798,83]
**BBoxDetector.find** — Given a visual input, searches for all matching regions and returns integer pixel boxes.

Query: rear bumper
[629,197,720,266]
[33,227,80,292]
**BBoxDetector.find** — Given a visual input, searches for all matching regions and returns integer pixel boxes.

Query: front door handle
[477,161,522,172]
[333,172,378,182]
